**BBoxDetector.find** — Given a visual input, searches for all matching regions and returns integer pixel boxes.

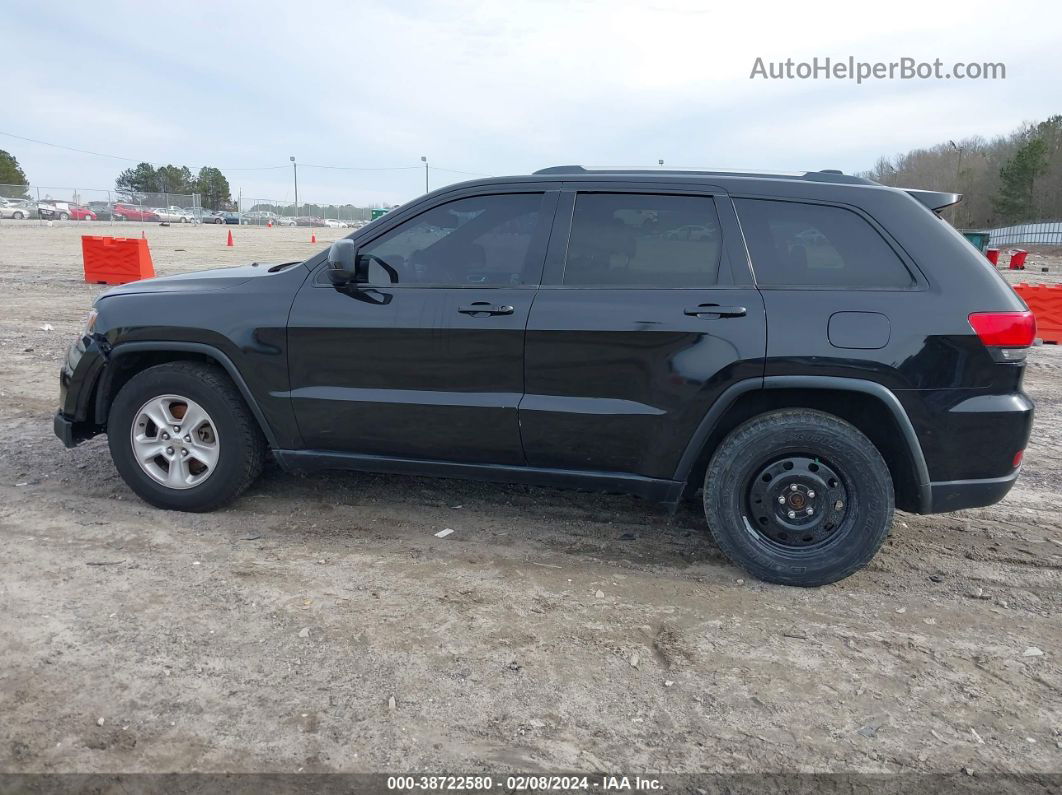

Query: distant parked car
[37,201,74,220]
[275,216,297,226]
[112,203,161,222]
[86,202,115,220]
[68,205,97,221]
[0,198,37,219]
[323,218,352,228]
[295,216,326,227]
[208,211,241,225]
[155,207,193,223]
[241,210,280,225]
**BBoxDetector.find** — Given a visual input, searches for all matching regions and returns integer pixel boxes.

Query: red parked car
[68,206,97,221]
[112,203,160,222]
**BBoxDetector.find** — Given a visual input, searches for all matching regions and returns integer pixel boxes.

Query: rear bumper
[926,470,1020,513]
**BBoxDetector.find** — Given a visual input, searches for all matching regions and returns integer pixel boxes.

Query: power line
[0,129,493,179]
[299,163,422,171]
[0,130,288,171]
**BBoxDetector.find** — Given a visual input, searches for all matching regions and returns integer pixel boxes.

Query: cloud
[3,0,1060,204]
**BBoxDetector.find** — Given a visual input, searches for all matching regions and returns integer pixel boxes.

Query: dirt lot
[0,222,1060,777]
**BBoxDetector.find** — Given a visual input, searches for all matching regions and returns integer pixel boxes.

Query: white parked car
[154,207,194,223]
[323,218,351,228]
[0,198,38,219]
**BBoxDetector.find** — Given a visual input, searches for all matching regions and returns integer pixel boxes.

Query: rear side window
[734,198,912,288]
[563,193,721,287]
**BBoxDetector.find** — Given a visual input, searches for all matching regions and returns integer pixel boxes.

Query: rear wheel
[108,362,266,512]
[59,212,69,220]
[703,409,894,586]
[13,211,24,220]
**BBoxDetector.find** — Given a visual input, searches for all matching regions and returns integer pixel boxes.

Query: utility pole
[421,155,428,193]
[290,156,298,218]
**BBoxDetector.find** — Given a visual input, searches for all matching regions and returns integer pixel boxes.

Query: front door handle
[684,304,747,318]
[458,302,515,317]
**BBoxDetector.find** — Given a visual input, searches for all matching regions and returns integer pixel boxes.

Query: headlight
[82,309,98,337]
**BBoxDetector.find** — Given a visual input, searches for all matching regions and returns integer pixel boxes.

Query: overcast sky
[4,0,1061,206]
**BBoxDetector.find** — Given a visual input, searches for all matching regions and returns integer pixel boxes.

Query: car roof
[422,165,956,209]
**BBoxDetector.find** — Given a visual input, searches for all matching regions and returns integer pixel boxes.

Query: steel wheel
[746,455,849,549]
[130,394,220,489]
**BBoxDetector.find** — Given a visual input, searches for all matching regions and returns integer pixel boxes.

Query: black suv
[55,167,1036,586]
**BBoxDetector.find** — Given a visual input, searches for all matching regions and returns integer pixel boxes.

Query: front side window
[562,193,722,287]
[734,198,913,288]
[357,193,544,286]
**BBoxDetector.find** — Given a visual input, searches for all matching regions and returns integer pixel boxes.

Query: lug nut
[184,434,191,443]
[165,447,174,455]
[173,425,181,433]
[787,510,796,519]
[835,500,844,510]
[778,495,786,504]
[807,490,816,498]
[790,484,798,491]
[161,432,169,440]
[181,449,189,457]
[806,507,814,516]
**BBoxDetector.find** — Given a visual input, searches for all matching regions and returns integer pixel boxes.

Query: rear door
[520,186,767,480]
[287,189,556,464]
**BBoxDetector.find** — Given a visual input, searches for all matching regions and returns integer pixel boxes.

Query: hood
[98,263,281,299]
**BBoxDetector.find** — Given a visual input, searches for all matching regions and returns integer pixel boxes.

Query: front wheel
[108,362,266,512]
[703,409,894,586]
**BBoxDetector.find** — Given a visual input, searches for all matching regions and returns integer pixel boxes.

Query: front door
[521,189,767,480]
[287,190,555,464]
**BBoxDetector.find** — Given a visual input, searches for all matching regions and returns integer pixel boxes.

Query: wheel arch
[675,376,931,513]
[95,342,279,448]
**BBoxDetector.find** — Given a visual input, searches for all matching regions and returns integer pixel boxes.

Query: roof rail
[531,165,875,185]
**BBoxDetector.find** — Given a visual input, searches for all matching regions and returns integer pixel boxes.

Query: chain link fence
[0,184,386,230]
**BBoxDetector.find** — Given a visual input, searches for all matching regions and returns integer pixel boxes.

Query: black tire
[107,362,266,512]
[214,217,223,224]
[59,212,69,220]
[13,211,24,220]
[703,409,894,587]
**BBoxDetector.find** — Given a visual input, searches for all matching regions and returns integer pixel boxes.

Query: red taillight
[968,311,1036,347]
[1012,450,1024,468]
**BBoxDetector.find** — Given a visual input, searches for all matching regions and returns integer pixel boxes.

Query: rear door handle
[458,302,515,316]
[684,304,747,318]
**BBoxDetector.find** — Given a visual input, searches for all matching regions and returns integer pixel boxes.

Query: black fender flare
[673,375,932,513]
[101,341,279,449]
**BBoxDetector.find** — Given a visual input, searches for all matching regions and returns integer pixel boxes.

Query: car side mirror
[326,240,359,285]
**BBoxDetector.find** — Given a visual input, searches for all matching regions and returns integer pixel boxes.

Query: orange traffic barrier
[1014,283,1062,344]
[81,236,155,285]
[226,229,234,247]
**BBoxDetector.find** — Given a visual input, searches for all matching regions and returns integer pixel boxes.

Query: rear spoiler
[905,189,962,213]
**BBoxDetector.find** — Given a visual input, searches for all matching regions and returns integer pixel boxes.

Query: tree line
[863,114,1062,229]
[114,163,233,210]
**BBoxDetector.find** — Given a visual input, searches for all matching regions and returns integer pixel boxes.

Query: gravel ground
[0,222,1060,776]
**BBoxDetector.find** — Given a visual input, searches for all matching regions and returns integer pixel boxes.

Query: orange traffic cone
[267,220,272,228]
[310,231,317,244]
[226,229,234,247]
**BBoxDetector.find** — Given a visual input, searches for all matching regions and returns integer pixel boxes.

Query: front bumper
[54,411,76,448]
[56,333,108,446]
